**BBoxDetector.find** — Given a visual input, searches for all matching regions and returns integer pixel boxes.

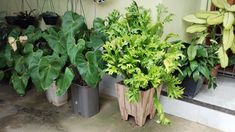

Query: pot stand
[46,82,68,106]
[71,84,99,118]
[116,83,162,126]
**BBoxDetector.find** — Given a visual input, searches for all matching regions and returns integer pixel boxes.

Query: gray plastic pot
[71,84,100,118]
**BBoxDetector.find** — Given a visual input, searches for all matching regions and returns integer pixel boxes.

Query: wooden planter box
[115,83,162,126]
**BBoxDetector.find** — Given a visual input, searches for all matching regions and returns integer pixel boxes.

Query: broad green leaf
[190,61,198,72]
[198,65,210,79]
[192,70,200,81]
[212,0,228,9]
[56,67,75,96]
[183,14,206,24]
[14,56,28,74]
[93,17,105,31]
[62,11,87,35]
[77,51,100,88]
[223,27,234,50]
[187,44,198,61]
[11,72,30,96]
[23,43,34,54]
[43,28,66,55]
[87,32,105,50]
[218,47,228,68]
[66,34,85,65]
[197,46,208,57]
[39,55,63,89]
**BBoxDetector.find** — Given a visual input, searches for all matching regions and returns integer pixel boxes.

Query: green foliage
[183,0,235,68]
[178,43,219,89]
[103,1,184,125]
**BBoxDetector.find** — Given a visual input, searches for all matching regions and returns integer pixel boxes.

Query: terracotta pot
[115,83,162,126]
[211,64,221,77]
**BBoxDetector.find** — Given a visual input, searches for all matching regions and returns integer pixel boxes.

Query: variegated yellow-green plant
[183,0,235,68]
[103,1,184,125]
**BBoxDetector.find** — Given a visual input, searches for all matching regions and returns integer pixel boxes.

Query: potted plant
[178,42,219,97]
[41,11,60,25]
[102,2,184,126]
[42,11,106,115]
[17,9,37,29]
[0,26,45,95]
[183,0,235,68]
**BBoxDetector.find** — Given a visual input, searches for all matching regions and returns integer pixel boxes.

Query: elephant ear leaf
[66,34,85,65]
[62,11,87,35]
[11,72,30,96]
[87,32,105,50]
[93,17,105,31]
[77,51,100,88]
[57,67,74,96]
[38,56,63,89]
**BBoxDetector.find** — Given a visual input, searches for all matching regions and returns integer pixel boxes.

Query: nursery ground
[0,83,219,132]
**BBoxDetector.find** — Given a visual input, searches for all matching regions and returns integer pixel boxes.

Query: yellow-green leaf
[218,47,228,68]
[223,27,234,50]
[195,11,219,19]
[186,24,207,33]
[223,12,234,30]
[207,14,224,25]
[183,14,206,24]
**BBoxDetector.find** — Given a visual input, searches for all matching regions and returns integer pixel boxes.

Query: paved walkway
[0,83,220,132]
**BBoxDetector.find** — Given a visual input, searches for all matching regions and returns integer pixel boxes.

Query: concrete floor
[0,83,219,132]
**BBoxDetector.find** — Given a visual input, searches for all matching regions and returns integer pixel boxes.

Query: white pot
[46,82,68,106]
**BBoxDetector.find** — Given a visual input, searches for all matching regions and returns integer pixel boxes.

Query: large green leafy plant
[178,42,219,89]
[102,1,184,125]
[42,11,106,95]
[0,26,45,95]
[183,0,235,68]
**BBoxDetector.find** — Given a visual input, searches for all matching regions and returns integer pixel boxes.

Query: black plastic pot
[71,84,99,117]
[18,17,35,29]
[5,16,18,25]
[42,15,59,25]
[180,76,204,98]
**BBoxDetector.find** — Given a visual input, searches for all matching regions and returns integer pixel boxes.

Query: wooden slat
[116,83,162,126]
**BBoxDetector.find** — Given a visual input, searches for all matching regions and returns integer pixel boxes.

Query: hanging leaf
[218,47,229,68]
[183,14,206,24]
[223,12,234,30]
[56,67,75,96]
[187,44,198,61]
[223,27,234,50]
[186,24,207,33]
